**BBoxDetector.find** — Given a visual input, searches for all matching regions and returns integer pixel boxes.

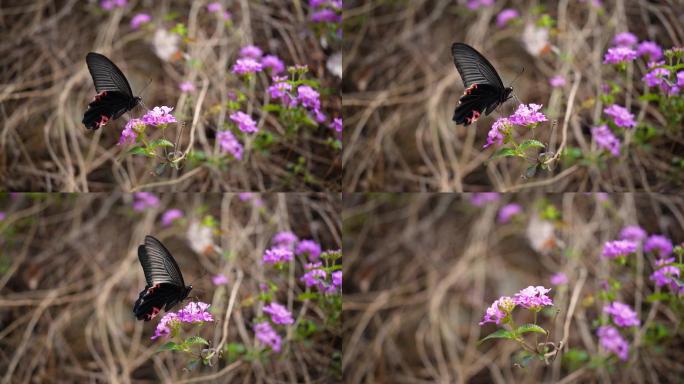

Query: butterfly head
[503,87,514,102]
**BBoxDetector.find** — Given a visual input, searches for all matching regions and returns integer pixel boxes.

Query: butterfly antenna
[508,66,525,88]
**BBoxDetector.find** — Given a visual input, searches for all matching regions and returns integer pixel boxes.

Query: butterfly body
[133,236,192,321]
[451,43,513,126]
[82,52,140,130]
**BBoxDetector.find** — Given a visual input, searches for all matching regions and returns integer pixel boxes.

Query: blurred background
[0,192,341,382]
[342,0,684,192]
[0,1,341,192]
[343,193,684,383]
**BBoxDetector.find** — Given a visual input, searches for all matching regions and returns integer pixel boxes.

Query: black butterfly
[133,236,192,321]
[451,43,513,126]
[82,52,141,130]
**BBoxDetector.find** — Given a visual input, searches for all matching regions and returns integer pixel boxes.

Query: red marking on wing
[95,115,110,128]
[145,306,161,321]
[93,91,108,102]
[463,83,478,96]
[465,110,482,125]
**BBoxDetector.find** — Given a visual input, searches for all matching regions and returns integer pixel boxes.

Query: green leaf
[562,348,589,371]
[478,329,515,344]
[149,139,174,149]
[639,93,660,102]
[128,146,150,157]
[491,147,518,159]
[646,292,670,302]
[297,292,319,301]
[158,341,178,352]
[519,139,545,151]
[186,336,209,346]
[262,104,284,112]
[515,323,547,336]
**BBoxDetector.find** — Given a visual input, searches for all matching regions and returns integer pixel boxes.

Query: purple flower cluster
[509,103,548,126]
[232,58,263,75]
[496,9,519,28]
[150,302,213,340]
[142,106,177,126]
[229,111,258,134]
[603,301,640,327]
[296,239,322,261]
[619,225,647,242]
[550,272,568,286]
[331,117,343,136]
[254,321,282,352]
[636,41,663,61]
[300,262,341,294]
[497,203,522,223]
[240,45,263,59]
[603,46,637,64]
[119,118,143,145]
[132,192,159,211]
[100,0,126,10]
[179,81,195,92]
[602,240,637,259]
[297,85,326,123]
[212,273,229,286]
[603,104,636,129]
[470,192,500,207]
[483,117,510,148]
[161,208,183,227]
[216,130,243,160]
[642,61,681,96]
[549,75,566,88]
[649,258,683,295]
[130,13,151,29]
[262,247,294,265]
[309,0,342,23]
[263,302,294,325]
[612,32,638,47]
[513,286,553,310]
[272,231,299,249]
[597,325,629,361]
[479,296,515,326]
[644,234,673,257]
[591,125,620,157]
[466,0,494,9]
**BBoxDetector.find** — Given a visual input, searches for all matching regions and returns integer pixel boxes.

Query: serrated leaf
[515,323,547,336]
[158,341,178,352]
[519,139,546,151]
[478,329,515,344]
[186,336,209,346]
[491,147,518,159]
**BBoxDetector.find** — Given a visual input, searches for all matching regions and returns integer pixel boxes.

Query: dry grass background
[343,0,684,192]
[343,193,684,383]
[0,193,341,382]
[0,1,341,192]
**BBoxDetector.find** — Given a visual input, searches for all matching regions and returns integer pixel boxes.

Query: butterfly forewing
[139,236,185,287]
[86,52,134,97]
[452,43,504,88]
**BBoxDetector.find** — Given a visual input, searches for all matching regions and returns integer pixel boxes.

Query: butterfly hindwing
[82,91,132,130]
[134,236,192,321]
[453,84,501,125]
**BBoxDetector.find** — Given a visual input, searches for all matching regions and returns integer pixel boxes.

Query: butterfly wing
[138,236,186,287]
[451,43,505,89]
[82,91,133,130]
[86,52,134,97]
[133,283,188,321]
[453,84,503,126]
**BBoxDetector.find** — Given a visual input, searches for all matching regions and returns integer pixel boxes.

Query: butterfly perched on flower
[451,43,513,126]
[82,52,141,130]
[133,236,192,321]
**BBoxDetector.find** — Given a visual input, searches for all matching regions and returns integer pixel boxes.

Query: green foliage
[478,329,515,344]
[224,343,246,363]
[515,323,547,336]
[562,348,589,371]
[171,23,188,37]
